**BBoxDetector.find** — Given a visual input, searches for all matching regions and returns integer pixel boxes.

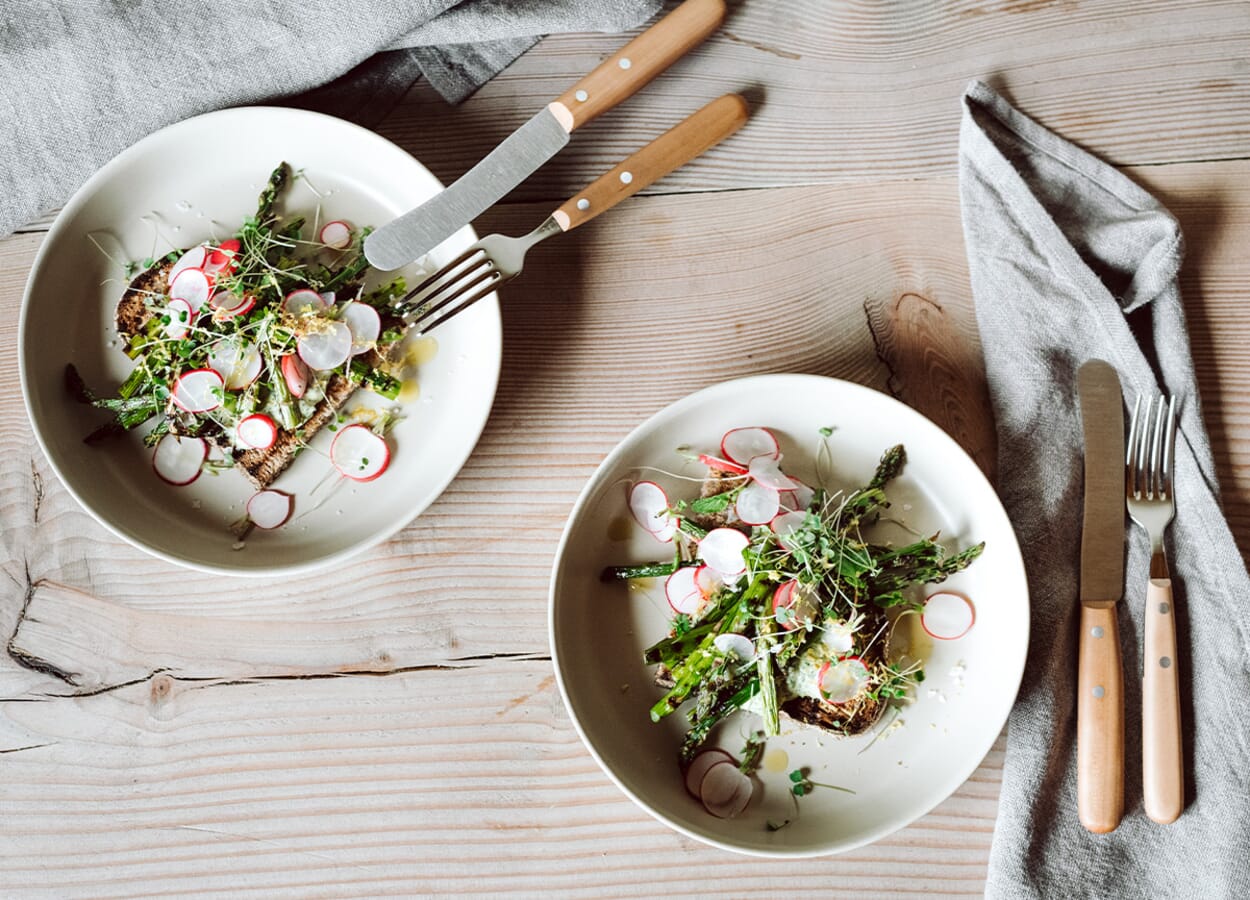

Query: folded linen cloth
[0,0,660,238]
[959,81,1250,898]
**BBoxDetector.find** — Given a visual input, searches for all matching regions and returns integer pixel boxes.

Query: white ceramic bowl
[549,374,1029,856]
[19,107,501,576]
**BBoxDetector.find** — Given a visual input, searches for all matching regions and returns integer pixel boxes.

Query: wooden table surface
[3,1,1248,896]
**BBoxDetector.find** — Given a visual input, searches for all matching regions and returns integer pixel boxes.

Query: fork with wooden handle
[394,93,749,333]
[1126,395,1184,824]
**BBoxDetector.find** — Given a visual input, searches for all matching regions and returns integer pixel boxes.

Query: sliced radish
[340,302,381,355]
[818,657,870,704]
[684,749,735,799]
[921,591,976,640]
[236,413,278,450]
[319,220,352,249]
[699,760,754,819]
[771,509,808,551]
[697,528,749,576]
[246,490,293,529]
[665,566,703,616]
[168,267,212,312]
[790,478,815,511]
[735,480,780,526]
[297,321,353,371]
[713,632,755,663]
[821,620,856,654]
[168,245,208,283]
[721,427,780,466]
[280,353,309,399]
[204,240,239,276]
[162,298,194,340]
[697,453,748,476]
[171,368,224,413]
[329,424,390,482]
[319,290,336,306]
[209,289,254,318]
[693,564,720,598]
[283,288,328,316]
[748,455,797,492]
[151,434,207,485]
[207,339,263,390]
[773,579,819,631]
[628,481,677,543]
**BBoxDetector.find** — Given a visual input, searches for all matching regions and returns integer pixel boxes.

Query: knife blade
[365,0,728,271]
[1075,358,1126,834]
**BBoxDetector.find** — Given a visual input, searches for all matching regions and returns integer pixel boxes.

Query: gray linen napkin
[0,0,659,237]
[959,81,1250,898]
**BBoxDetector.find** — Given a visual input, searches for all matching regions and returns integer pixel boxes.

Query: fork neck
[523,215,565,250]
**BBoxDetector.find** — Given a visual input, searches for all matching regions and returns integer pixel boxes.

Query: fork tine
[1138,397,1156,499]
[1161,396,1177,500]
[411,275,503,335]
[399,247,486,309]
[404,263,502,332]
[1127,395,1143,499]
[1149,396,1167,500]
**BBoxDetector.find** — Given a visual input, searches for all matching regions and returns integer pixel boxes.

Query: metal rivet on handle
[1092,685,1105,699]
[575,90,588,102]
[619,171,633,184]
[1091,626,1104,638]
[1159,602,1170,614]
[618,58,632,69]
[576,198,590,211]
[1160,657,1172,669]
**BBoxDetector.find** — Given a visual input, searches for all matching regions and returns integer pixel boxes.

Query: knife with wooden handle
[1076,359,1127,834]
[365,0,727,270]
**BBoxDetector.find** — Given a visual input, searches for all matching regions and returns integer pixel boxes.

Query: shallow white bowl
[19,107,501,576]
[549,374,1029,856]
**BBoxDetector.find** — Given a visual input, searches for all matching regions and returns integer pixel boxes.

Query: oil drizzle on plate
[763,748,790,773]
[398,336,438,402]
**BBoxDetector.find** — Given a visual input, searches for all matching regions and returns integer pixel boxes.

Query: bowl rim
[18,105,501,577]
[547,372,1030,857]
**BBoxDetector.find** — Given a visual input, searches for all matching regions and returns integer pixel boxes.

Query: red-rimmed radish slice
[168,245,208,283]
[246,489,293,529]
[921,591,976,640]
[298,321,353,371]
[818,657,870,704]
[628,481,676,542]
[319,220,352,249]
[280,353,309,399]
[693,564,720,598]
[207,339,262,390]
[208,289,253,318]
[329,424,390,482]
[773,579,820,631]
[151,434,207,485]
[699,760,754,819]
[735,480,780,526]
[790,478,815,511]
[340,302,380,355]
[171,368,224,413]
[169,267,212,312]
[748,455,797,492]
[684,749,734,799]
[713,632,755,663]
[665,566,703,615]
[697,453,748,476]
[697,528,749,576]
[721,427,780,466]
[204,239,240,276]
[236,413,278,450]
[319,290,336,306]
[283,288,327,316]
[162,298,194,339]
[770,509,808,550]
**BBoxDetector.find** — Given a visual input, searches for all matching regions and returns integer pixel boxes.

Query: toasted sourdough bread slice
[684,465,746,531]
[117,258,384,489]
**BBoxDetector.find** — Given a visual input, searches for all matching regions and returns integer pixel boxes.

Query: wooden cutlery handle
[1077,604,1124,833]
[549,0,726,132]
[551,94,748,232]
[1143,577,1183,823]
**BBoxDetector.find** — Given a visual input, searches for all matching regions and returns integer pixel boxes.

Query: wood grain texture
[372,0,1250,204]
[2,0,1250,891]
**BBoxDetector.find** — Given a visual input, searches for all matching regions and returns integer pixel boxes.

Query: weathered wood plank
[375,0,1250,202]
[0,664,1003,896]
